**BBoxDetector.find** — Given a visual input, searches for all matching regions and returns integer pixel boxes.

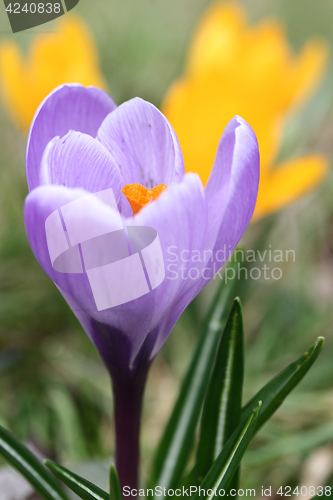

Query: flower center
[122,183,167,215]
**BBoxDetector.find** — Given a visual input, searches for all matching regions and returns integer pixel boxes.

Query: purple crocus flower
[24,84,259,490]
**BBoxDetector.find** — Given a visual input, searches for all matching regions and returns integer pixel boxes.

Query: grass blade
[45,460,109,500]
[195,298,244,485]
[192,402,262,500]
[0,425,69,500]
[241,337,324,430]
[110,463,122,500]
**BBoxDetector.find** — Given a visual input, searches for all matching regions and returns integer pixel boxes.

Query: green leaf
[110,463,122,500]
[0,425,69,500]
[192,401,262,500]
[45,460,109,500]
[241,336,324,431]
[149,256,242,491]
[195,298,244,485]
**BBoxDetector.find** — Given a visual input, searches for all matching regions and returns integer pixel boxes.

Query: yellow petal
[253,154,329,220]
[187,2,247,76]
[163,1,329,219]
[0,41,28,130]
[0,15,107,132]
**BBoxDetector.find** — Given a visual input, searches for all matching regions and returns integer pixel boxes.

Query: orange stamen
[122,183,168,215]
[151,184,168,200]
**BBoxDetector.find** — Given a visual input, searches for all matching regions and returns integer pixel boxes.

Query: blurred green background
[1,0,333,496]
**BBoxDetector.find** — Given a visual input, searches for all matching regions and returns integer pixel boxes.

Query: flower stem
[112,371,147,497]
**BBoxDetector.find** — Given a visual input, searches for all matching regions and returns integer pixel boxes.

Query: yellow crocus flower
[163,2,329,220]
[0,15,107,132]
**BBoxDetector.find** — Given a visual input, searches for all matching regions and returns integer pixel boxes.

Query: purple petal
[26,84,116,191]
[127,173,207,338]
[202,115,259,279]
[24,184,156,368]
[40,131,122,204]
[97,97,185,188]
